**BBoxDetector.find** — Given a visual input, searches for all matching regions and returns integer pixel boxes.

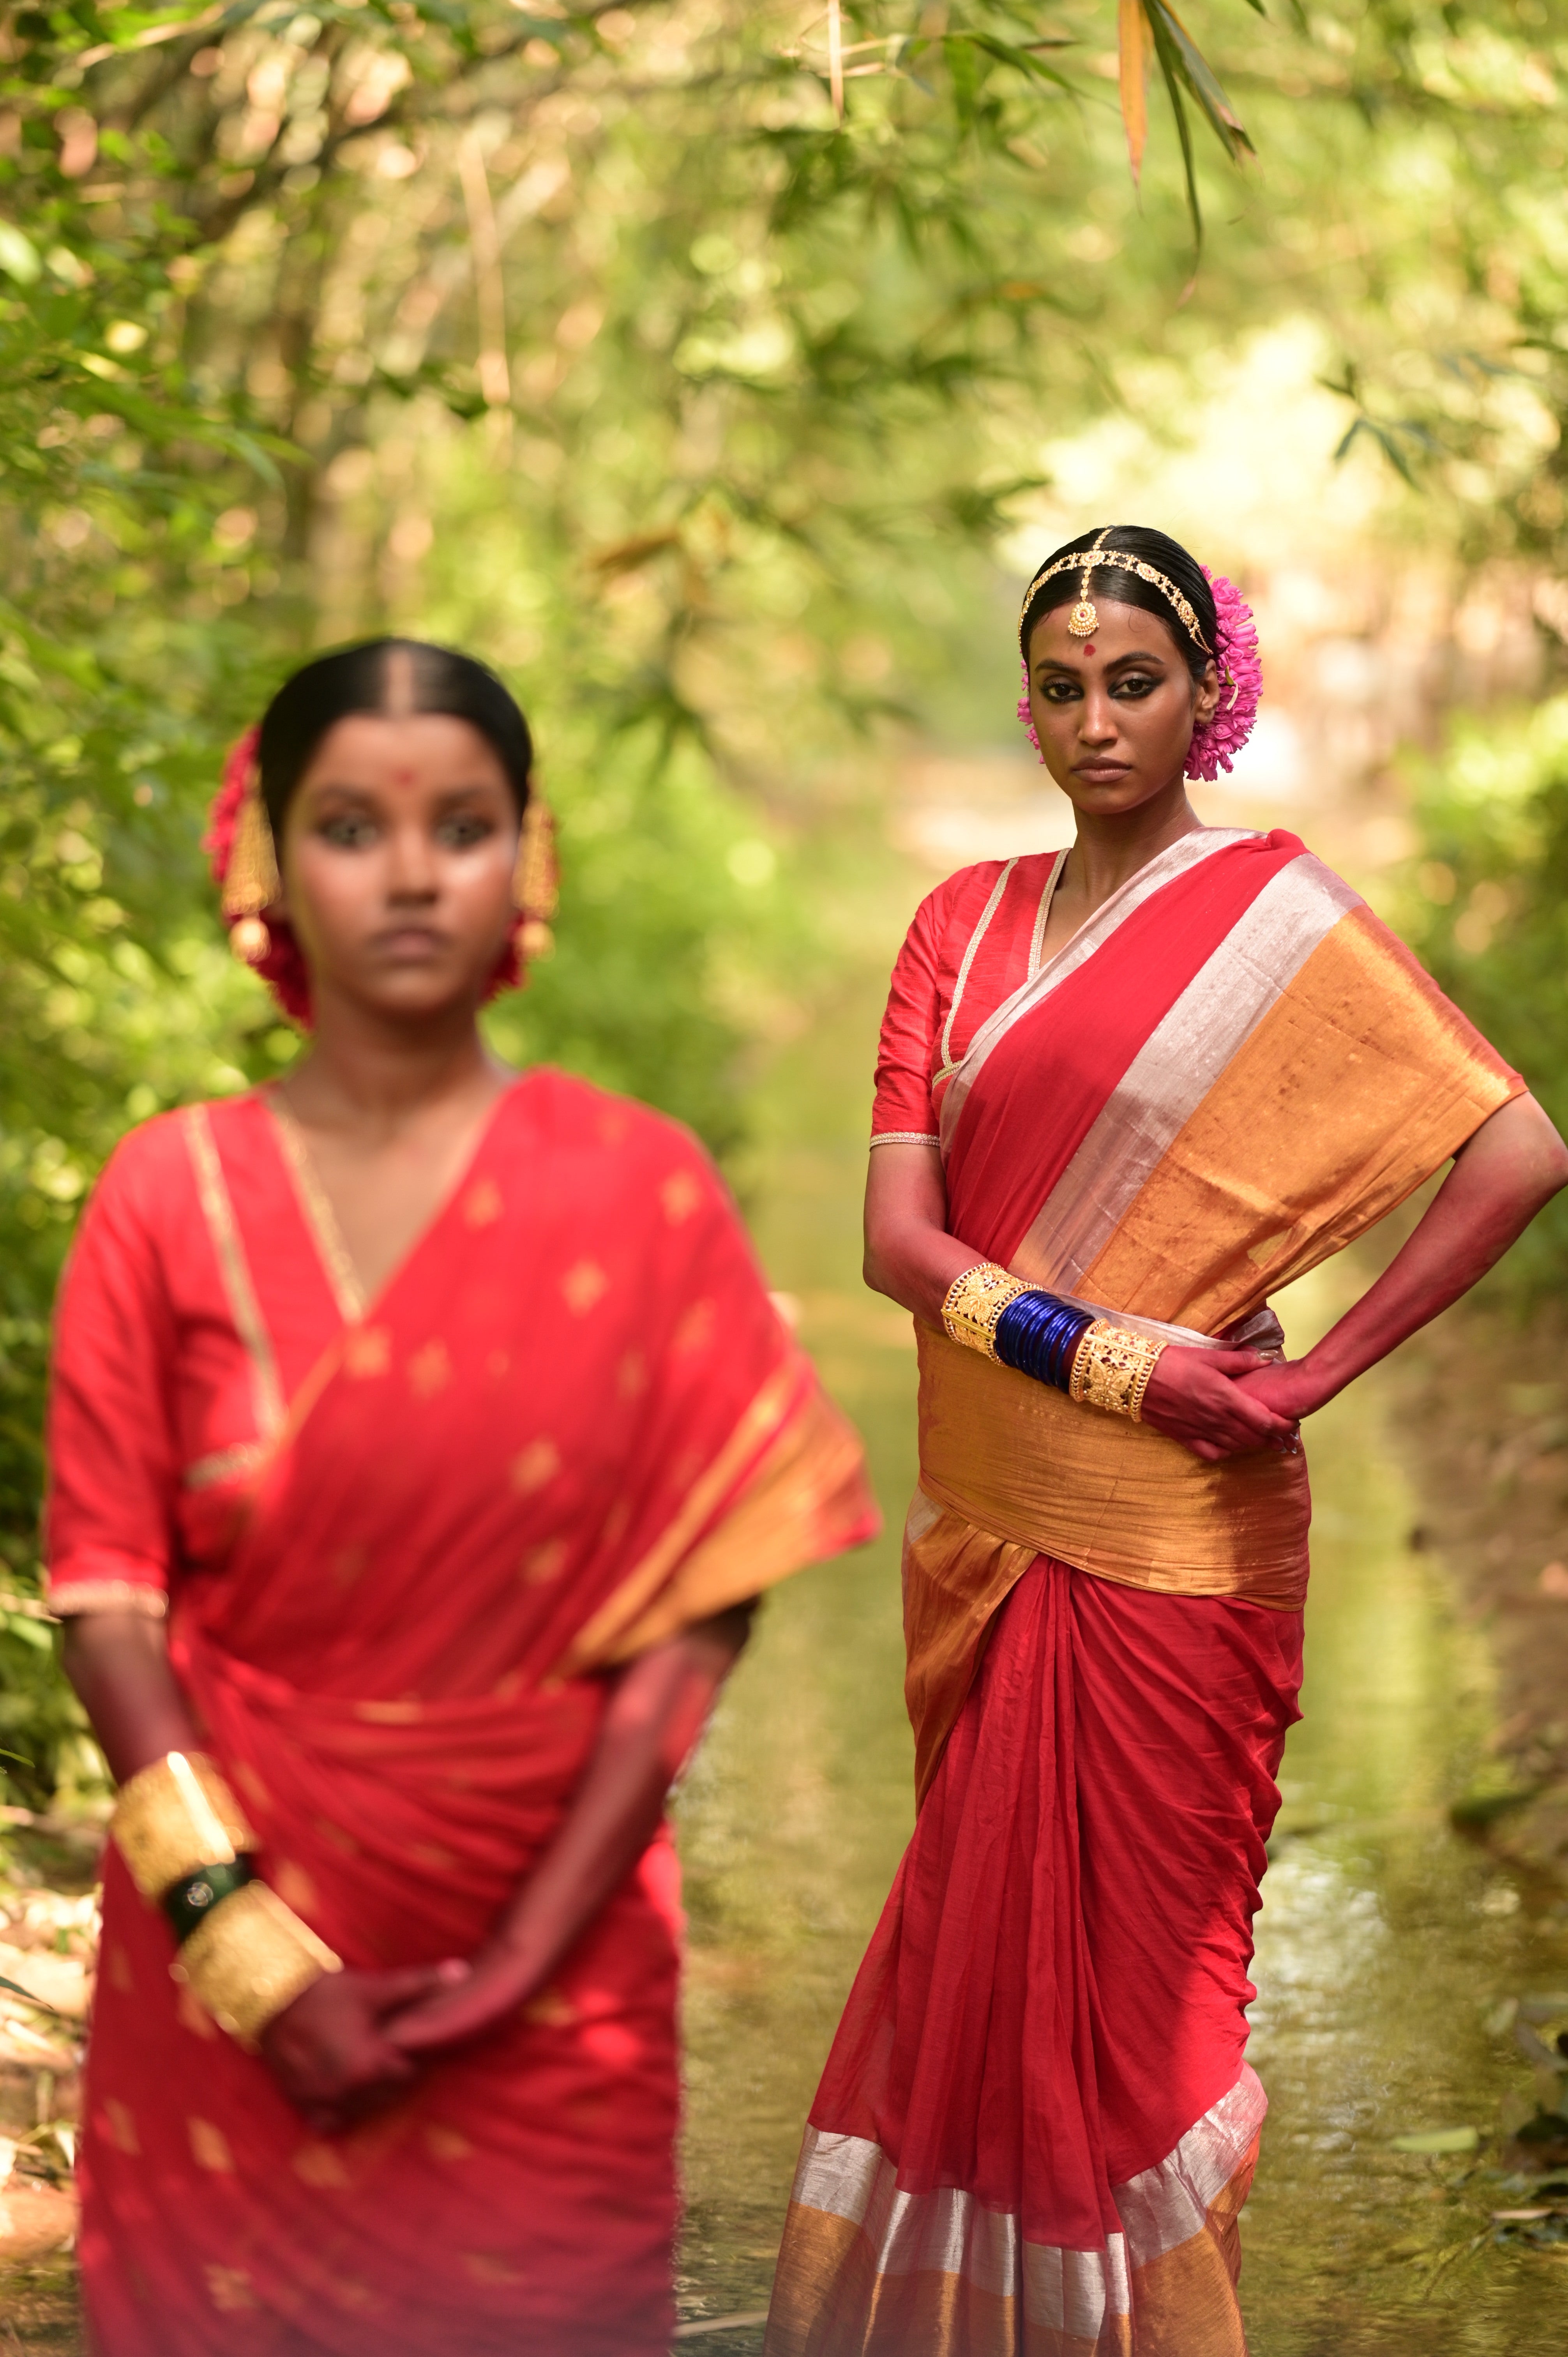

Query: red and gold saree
[766,829,1520,2356]
[45,1071,876,2357]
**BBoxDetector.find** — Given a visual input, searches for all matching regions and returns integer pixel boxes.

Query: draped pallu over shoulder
[768,830,1525,2357]
[906,835,1522,1800]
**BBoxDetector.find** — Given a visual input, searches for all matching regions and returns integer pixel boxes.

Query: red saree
[45,1071,876,2357]
[766,831,1521,2355]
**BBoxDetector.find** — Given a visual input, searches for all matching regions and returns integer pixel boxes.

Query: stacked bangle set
[941,1262,1165,1421]
[111,1749,341,2046]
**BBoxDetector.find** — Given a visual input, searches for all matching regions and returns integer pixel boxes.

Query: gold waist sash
[905,1325,1310,1800]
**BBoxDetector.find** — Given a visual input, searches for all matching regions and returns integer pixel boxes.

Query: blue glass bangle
[993,1291,1096,1393]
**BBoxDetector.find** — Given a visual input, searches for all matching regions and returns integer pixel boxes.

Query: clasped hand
[1138,1346,1319,1463]
[260,1944,530,2135]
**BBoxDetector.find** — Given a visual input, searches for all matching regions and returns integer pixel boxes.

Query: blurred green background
[1,0,1566,1823]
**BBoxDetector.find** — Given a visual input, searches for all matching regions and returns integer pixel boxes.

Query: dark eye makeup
[1035,666,1165,705]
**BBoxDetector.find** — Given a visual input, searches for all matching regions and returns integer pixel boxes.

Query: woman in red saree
[765,526,1568,2356]
[47,639,876,2356]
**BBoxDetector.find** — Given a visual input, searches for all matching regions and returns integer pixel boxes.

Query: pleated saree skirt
[765,1558,1304,2357]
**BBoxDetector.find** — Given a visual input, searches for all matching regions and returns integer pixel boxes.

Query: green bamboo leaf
[1145,10,1203,249]
[944,35,981,127]
[1145,0,1254,162]
[966,33,1079,99]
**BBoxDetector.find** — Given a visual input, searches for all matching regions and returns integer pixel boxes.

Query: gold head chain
[1020,532,1215,655]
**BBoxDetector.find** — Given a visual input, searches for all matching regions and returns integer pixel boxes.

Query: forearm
[60,1611,200,1784]
[1297,1094,1568,1409]
[864,1224,988,1325]
[863,1140,986,1324]
[484,1608,751,1999]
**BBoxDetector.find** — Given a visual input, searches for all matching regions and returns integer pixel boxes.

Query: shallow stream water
[674,967,1568,2353]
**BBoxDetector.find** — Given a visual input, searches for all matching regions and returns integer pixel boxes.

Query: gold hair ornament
[1068,1320,1165,1421]
[1067,526,1111,640]
[941,1262,1032,1359]
[1022,537,1214,656]
[514,794,559,960]
[222,769,282,966]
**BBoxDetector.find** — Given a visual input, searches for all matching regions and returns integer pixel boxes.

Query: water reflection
[675,989,1568,2350]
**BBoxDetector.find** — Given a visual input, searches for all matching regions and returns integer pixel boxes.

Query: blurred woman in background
[766,526,1568,2356]
[48,639,876,2357]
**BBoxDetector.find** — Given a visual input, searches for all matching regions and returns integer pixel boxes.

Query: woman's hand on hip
[1139,1346,1300,1462]
[260,1959,466,2132]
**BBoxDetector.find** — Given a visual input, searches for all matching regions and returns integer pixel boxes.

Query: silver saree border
[1011,854,1363,1295]
[937,829,1259,1154]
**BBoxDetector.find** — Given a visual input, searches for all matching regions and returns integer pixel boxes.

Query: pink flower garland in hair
[203,724,315,1025]
[1016,564,1262,781]
[1186,567,1261,781]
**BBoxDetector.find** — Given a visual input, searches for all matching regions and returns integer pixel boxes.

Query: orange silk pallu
[767,831,1521,2356]
[45,1073,876,2357]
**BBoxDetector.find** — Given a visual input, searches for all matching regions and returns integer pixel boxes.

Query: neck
[1065,777,1204,915]
[280,993,508,1138]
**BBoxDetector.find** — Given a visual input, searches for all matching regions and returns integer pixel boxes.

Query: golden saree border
[915,1327,1308,1599]
[908,1330,1307,1797]
[180,1106,284,1440]
[48,1580,167,1621]
[763,2068,1265,2357]
[938,830,1255,1154]
[556,1362,878,1673]
[1079,905,1523,1336]
[264,1092,367,1323]
[1011,854,1360,1297]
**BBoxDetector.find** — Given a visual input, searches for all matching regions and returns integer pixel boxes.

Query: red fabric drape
[812,1562,1303,2237]
[48,1074,874,2355]
[941,835,1307,1265]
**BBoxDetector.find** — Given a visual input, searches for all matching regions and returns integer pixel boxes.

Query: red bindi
[1082,643,1095,656]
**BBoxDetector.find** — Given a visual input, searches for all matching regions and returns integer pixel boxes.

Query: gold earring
[513,796,558,960]
[222,779,282,965]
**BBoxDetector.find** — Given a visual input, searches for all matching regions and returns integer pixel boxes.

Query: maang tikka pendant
[1068,597,1099,638]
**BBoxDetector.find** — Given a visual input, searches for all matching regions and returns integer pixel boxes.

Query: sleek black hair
[256,638,533,834]
[1018,525,1217,684]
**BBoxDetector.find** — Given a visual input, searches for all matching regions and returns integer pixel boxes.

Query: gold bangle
[174,1880,343,2047]
[941,1262,1031,1359]
[111,1751,257,1900]
[1068,1320,1166,1421]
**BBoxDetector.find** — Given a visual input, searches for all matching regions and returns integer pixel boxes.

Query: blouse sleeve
[870,886,948,1147]
[44,1134,180,1618]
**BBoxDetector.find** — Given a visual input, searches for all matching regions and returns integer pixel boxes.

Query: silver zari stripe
[1011,856,1362,1295]
[789,2066,1266,2332]
[938,829,1259,1154]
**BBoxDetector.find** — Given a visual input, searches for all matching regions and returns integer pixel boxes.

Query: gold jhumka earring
[1066,526,1112,640]
[222,770,282,966]
[513,795,558,959]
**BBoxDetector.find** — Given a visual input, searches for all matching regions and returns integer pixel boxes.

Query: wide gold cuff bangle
[941,1262,1031,1359]
[1068,1319,1166,1421]
[174,1880,343,2046]
[111,1751,258,1899]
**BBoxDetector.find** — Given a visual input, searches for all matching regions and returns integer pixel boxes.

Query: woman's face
[1024,597,1219,819]
[278,713,520,1021]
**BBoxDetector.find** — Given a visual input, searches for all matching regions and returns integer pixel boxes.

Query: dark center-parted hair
[1019,525,1217,684]
[256,639,533,835]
